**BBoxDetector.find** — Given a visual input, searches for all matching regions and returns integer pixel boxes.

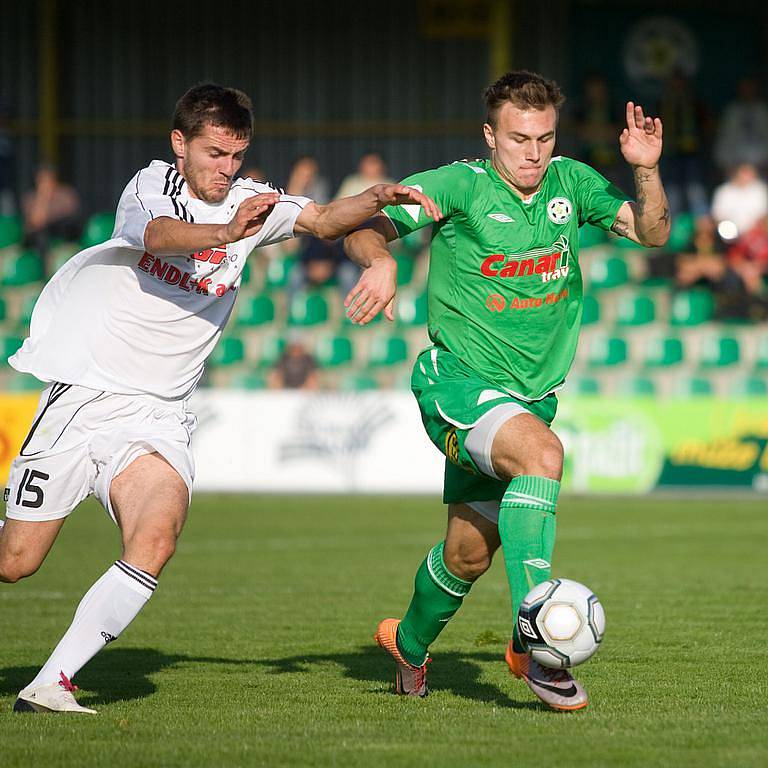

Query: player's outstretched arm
[343,215,400,324]
[612,102,671,248]
[293,184,441,241]
[144,193,280,254]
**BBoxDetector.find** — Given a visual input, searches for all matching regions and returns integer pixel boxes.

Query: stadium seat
[581,294,600,326]
[340,373,379,391]
[240,260,253,286]
[1,250,44,286]
[643,334,684,367]
[578,223,607,249]
[729,376,767,397]
[368,334,409,367]
[616,375,657,396]
[698,334,740,368]
[395,255,415,287]
[615,291,656,326]
[264,255,297,289]
[288,291,328,326]
[208,336,244,366]
[315,334,353,368]
[0,215,23,248]
[566,375,601,395]
[237,295,275,326]
[586,333,627,367]
[588,256,628,290]
[670,289,714,326]
[0,334,24,363]
[675,375,713,397]
[80,212,116,248]
[396,291,428,326]
[667,211,695,252]
[754,335,768,369]
[257,335,286,368]
[229,370,267,390]
[0,295,6,323]
[17,294,37,329]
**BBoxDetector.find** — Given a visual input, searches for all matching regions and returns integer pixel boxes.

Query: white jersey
[10,160,310,400]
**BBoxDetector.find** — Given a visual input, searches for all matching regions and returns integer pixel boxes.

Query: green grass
[1,495,767,767]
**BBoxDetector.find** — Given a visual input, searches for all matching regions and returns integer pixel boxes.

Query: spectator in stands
[286,154,330,204]
[715,77,768,174]
[0,103,15,216]
[22,164,81,275]
[335,151,392,199]
[658,71,710,217]
[711,163,768,241]
[727,214,768,294]
[268,333,319,390]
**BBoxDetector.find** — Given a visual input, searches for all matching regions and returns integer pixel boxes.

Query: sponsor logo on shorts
[445,428,460,465]
[481,235,570,284]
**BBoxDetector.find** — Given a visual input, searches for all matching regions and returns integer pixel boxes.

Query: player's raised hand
[344,256,398,325]
[620,102,663,169]
[370,184,443,221]
[223,193,280,242]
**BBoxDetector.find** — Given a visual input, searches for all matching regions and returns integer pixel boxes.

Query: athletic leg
[0,518,67,583]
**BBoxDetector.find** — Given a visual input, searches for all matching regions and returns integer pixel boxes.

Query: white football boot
[14,672,97,714]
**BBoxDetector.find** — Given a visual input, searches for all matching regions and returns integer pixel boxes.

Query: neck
[490,154,542,201]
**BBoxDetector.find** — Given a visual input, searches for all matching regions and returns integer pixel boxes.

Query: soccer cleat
[506,641,588,711]
[374,618,429,698]
[13,672,97,715]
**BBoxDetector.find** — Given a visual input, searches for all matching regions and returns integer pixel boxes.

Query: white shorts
[4,382,196,524]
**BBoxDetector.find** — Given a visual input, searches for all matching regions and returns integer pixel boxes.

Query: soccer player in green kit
[343,71,670,710]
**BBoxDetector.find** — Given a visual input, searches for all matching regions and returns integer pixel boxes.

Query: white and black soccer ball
[517,578,605,669]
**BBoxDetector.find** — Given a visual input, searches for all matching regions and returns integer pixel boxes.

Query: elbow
[640,230,670,249]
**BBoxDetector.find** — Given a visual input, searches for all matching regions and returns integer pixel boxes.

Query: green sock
[498,475,559,652]
[396,542,472,666]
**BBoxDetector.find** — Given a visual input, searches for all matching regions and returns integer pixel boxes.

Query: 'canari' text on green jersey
[383,157,629,401]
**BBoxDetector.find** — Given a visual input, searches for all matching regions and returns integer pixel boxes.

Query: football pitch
[1,494,766,767]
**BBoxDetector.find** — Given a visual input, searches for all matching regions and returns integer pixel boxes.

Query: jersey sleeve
[571,161,631,230]
[113,163,190,249]
[382,163,477,238]
[245,194,312,249]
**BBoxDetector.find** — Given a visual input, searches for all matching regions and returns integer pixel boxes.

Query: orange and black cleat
[374,618,429,698]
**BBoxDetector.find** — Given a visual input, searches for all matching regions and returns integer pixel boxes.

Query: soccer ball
[517,578,605,669]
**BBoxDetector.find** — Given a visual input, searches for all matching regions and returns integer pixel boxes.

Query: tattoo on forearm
[611,218,630,237]
[659,206,670,227]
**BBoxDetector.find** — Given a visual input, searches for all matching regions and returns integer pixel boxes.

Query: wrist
[632,163,659,173]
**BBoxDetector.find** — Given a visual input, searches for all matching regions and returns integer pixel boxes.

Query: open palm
[619,102,663,169]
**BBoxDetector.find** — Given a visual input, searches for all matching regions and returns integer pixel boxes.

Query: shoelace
[537,663,571,684]
[58,671,79,693]
[411,657,432,687]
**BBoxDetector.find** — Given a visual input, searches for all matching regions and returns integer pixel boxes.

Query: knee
[123,530,177,575]
[443,546,493,583]
[521,435,564,480]
[0,555,39,583]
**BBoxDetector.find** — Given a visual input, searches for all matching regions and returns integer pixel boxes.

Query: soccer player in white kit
[0,84,440,714]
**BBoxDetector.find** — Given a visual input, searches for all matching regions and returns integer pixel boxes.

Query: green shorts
[411,346,558,504]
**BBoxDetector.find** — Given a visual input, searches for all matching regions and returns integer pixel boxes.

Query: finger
[346,291,369,319]
[626,102,634,130]
[384,299,394,322]
[644,116,654,134]
[619,127,630,145]
[634,104,645,130]
[356,298,385,325]
[654,117,663,139]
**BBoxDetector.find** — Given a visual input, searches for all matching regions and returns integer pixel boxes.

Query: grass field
[1,494,767,767]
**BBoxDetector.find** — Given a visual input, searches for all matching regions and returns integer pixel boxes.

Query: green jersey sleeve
[383,163,478,238]
[570,160,631,230]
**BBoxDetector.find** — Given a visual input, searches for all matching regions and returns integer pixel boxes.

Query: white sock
[26,560,157,690]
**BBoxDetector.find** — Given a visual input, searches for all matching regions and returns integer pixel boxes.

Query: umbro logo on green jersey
[487,213,515,223]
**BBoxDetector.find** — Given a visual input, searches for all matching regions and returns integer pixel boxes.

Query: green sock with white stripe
[498,475,559,653]
[395,542,472,667]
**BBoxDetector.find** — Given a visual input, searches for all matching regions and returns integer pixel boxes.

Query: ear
[170,129,186,159]
[483,122,496,150]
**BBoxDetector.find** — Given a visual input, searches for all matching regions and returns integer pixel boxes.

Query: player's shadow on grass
[0,647,258,708]
[254,646,545,711]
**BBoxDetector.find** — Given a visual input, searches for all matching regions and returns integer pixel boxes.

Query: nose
[526,141,541,162]
[219,157,238,179]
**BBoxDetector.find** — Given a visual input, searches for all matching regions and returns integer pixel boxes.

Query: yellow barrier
[0,394,41,486]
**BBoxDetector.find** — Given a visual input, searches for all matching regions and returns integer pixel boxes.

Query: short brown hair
[173,84,253,141]
[484,71,565,128]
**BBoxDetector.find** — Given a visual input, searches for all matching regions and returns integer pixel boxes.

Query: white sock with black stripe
[25,560,157,691]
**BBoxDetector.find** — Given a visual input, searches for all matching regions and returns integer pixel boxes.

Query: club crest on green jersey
[546,197,572,225]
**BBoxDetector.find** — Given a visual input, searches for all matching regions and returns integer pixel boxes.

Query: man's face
[171,124,250,203]
[483,103,557,196]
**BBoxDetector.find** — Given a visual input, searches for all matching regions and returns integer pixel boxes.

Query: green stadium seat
[229,371,267,390]
[237,295,275,326]
[616,292,656,326]
[1,250,44,286]
[80,212,116,248]
[1,334,24,363]
[581,294,600,326]
[670,289,714,326]
[729,376,767,397]
[578,223,607,249]
[586,334,628,367]
[315,334,354,368]
[264,255,297,289]
[18,294,37,328]
[0,215,23,248]
[368,334,409,367]
[675,375,714,397]
[239,260,253,286]
[395,255,415,287]
[698,334,740,368]
[566,375,601,395]
[288,291,328,326]
[396,291,428,326]
[208,336,244,367]
[257,335,286,368]
[643,334,684,367]
[340,373,379,391]
[667,212,695,252]
[589,256,628,290]
[0,295,6,323]
[616,375,657,397]
[754,335,768,370]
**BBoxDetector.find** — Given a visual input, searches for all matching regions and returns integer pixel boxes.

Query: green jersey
[384,157,629,400]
